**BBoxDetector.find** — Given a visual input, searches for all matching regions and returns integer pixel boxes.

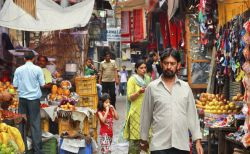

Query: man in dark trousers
[99,51,119,107]
[13,50,45,154]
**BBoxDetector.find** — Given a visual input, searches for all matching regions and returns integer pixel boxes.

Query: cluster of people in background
[0,47,204,154]
[94,48,203,154]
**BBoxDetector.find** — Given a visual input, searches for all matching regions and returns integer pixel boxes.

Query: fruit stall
[0,73,99,154]
[39,76,98,154]
[0,81,26,153]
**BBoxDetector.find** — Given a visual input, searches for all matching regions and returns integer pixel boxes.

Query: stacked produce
[48,80,73,103]
[58,98,76,111]
[196,93,242,114]
[0,123,25,153]
[0,82,16,94]
[0,82,18,111]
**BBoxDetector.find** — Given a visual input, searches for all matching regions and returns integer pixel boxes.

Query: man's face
[161,56,178,79]
[153,55,158,62]
[86,60,92,67]
[37,57,47,68]
[105,54,111,62]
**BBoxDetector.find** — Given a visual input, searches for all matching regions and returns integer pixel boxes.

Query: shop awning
[116,0,146,11]
[0,0,94,31]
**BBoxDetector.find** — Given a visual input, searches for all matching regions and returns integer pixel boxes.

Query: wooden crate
[58,116,98,142]
[78,95,98,109]
[75,76,97,96]
[58,118,80,135]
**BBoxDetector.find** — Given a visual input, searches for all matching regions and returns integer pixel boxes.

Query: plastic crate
[75,77,97,96]
[26,137,57,154]
[78,95,98,109]
[42,137,57,154]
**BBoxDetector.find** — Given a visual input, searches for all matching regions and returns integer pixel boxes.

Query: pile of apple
[196,93,241,114]
[0,82,18,110]
[0,82,16,94]
[59,98,76,111]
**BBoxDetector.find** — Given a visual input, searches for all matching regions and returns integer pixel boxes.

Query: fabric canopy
[0,0,95,31]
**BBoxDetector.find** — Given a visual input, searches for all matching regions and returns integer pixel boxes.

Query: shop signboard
[107,28,121,42]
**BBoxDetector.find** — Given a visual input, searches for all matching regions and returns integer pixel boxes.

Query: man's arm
[99,64,103,84]
[114,62,119,84]
[140,85,154,141]
[187,86,203,154]
[38,68,45,87]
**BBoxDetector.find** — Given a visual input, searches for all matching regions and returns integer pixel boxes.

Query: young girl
[97,93,119,154]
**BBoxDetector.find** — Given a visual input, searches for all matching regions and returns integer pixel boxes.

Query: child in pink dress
[97,93,119,154]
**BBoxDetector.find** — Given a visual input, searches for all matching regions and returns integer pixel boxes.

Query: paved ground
[97,96,129,154]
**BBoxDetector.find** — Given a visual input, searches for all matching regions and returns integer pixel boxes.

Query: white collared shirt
[140,76,202,151]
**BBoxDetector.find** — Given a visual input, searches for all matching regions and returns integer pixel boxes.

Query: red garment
[133,9,144,42]
[159,12,168,48]
[168,21,182,49]
[98,110,114,137]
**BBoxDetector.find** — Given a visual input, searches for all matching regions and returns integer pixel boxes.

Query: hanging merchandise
[240,20,250,147]
[198,0,218,49]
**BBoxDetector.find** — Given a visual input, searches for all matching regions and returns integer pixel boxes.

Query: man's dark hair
[149,51,157,58]
[160,48,181,63]
[24,50,35,60]
[103,47,111,56]
[37,55,48,62]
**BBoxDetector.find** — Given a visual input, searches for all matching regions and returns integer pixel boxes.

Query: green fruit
[1,144,6,149]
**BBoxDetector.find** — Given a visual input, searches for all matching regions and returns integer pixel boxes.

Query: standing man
[119,65,128,96]
[37,55,53,101]
[140,49,203,154]
[99,51,119,108]
[13,50,45,154]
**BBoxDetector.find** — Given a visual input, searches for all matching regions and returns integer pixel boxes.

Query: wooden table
[208,127,237,154]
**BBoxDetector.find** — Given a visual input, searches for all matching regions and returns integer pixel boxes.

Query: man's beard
[163,70,176,78]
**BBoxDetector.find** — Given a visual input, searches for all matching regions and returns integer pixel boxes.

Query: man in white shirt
[119,65,128,96]
[140,49,203,154]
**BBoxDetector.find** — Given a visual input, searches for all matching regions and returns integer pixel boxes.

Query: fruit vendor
[37,55,53,101]
[13,50,45,153]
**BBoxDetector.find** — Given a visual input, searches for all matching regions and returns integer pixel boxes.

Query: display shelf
[185,14,211,89]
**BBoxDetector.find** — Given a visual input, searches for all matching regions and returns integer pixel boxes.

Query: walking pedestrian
[119,65,128,96]
[97,93,119,154]
[149,51,162,80]
[140,49,203,154]
[13,50,45,154]
[99,51,119,107]
[123,59,151,154]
